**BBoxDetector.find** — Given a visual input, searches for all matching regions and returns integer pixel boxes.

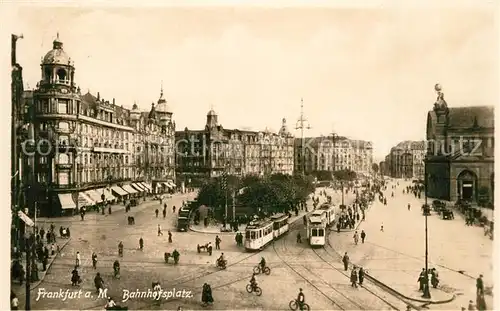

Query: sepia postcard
[4,1,498,310]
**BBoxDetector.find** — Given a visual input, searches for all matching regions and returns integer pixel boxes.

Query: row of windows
[311,228,325,237]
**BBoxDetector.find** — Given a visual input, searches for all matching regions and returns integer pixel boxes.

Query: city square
[9,5,496,311]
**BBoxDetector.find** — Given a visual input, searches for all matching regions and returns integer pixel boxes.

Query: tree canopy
[195,173,315,218]
[372,163,379,174]
[332,169,357,182]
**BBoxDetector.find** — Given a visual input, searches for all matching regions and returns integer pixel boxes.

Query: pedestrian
[11,292,19,310]
[476,274,484,295]
[164,203,167,210]
[215,235,221,250]
[92,252,97,269]
[380,224,384,232]
[42,256,48,271]
[360,230,366,243]
[468,300,475,310]
[418,268,426,291]
[158,224,163,236]
[353,231,359,245]
[139,237,144,250]
[296,232,301,243]
[408,203,411,211]
[342,252,349,271]
[168,231,172,243]
[75,251,81,267]
[155,209,159,218]
[162,208,166,218]
[336,222,341,233]
[350,268,358,288]
[358,267,365,286]
[173,205,176,213]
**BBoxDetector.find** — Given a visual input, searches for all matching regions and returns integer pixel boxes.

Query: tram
[244,213,290,251]
[317,203,336,226]
[306,212,327,247]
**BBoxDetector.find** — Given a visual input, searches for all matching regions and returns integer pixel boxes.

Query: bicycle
[253,265,271,275]
[245,283,262,296]
[289,299,310,311]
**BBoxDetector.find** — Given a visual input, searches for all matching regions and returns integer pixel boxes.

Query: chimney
[113,98,115,105]
[97,92,100,101]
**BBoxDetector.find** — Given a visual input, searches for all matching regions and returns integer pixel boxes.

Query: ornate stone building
[293,136,373,176]
[27,34,176,216]
[386,140,425,179]
[175,109,294,179]
[425,85,494,203]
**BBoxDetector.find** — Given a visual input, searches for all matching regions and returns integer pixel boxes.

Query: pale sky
[9,5,498,161]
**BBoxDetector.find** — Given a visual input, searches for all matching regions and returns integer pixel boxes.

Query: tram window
[319,229,324,236]
[259,230,262,238]
[273,222,279,230]
[250,231,256,239]
[245,231,250,239]
[312,229,318,237]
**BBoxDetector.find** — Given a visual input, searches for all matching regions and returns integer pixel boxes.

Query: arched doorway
[457,170,477,202]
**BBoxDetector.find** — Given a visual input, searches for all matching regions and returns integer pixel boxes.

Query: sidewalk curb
[31,237,72,290]
[364,273,456,305]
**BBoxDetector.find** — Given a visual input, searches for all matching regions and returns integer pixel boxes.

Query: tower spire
[160,80,163,97]
[295,97,311,176]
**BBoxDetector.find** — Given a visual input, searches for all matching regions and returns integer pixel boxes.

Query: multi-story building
[386,140,425,179]
[425,86,494,203]
[293,136,373,176]
[175,109,294,179]
[25,34,176,216]
[379,161,386,176]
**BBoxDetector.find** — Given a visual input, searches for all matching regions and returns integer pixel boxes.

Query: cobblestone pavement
[27,187,336,310]
[329,179,494,310]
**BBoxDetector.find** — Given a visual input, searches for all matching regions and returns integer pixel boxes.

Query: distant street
[332,179,494,310]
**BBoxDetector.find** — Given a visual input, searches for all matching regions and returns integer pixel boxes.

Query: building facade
[386,141,425,179]
[425,86,494,203]
[175,109,294,179]
[26,34,176,216]
[294,136,373,176]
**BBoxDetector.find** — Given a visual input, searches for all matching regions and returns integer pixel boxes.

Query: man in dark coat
[476,274,484,295]
[358,267,365,286]
[342,252,349,271]
[360,230,366,243]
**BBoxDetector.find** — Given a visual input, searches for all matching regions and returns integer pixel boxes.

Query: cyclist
[250,273,258,289]
[259,257,266,270]
[297,288,305,310]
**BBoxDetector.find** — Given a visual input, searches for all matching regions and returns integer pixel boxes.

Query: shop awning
[122,184,138,194]
[58,193,76,210]
[92,189,107,202]
[162,182,173,189]
[131,183,145,192]
[95,188,115,201]
[134,183,147,191]
[167,181,176,188]
[103,188,116,201]
[84,190,103,203]
[141,182,151,191]
[111,186,128,197]
[79,192,94,206]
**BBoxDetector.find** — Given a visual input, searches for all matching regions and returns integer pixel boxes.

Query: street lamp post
[423,156,431,298]
[295,98,311,176]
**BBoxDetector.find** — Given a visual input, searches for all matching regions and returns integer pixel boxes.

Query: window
[312,229,318,237]
[58,153,69,164]
[59,122,69,131]
[58,172,69,185]
[318,229,324,237]
[39,156,47,164]
[59,135,69,145]
[250,231,256,239]
[58,100,68,114]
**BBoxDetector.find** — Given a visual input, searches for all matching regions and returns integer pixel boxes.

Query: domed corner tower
[39,33,76,91]
[155,84,173,128]
[33,33,81,216]
[206,107,218,129]
[129,101,141,128]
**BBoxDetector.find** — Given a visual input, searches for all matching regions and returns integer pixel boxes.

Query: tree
[332,169,357,182]
[314,170,333,181]
[372,163,379,175]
